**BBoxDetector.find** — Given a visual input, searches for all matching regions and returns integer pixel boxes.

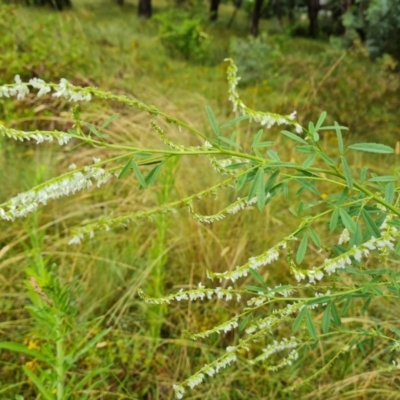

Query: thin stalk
[55,320,64,400]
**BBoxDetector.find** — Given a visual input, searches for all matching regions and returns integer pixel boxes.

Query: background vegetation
[0,0,399,399]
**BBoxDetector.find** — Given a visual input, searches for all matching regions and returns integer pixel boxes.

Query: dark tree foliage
[26,0,72,9]
[138,0,152,18]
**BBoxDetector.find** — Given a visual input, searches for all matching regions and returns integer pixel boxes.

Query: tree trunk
[273,0,283,27]
[250,0,264,37]
[288,0,295,24]
[307,0,320,38]
[138,0,152,18]
[209,0,220,21]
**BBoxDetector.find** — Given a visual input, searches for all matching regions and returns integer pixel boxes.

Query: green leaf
[245,285,270,294]
[267,150,280,161]
[318,152,336,167]
[368,176,397,182]
[340,156,353,189]
[249,269,267,287]
[321,303,331,334]
[282,130,308,144]
[140,162,164,189]
[296,233,309,264]
[319,125,348,131]
[295,178,320,196]
[296,201,304,217]
[361,209,381,238]
[348,143,394,154]
[218,135,242,150]
[389,219,400,228]
[334,121,344,154]
[131,159,147,189]
[118,158,133,179]
[219,115,249,129]
[252,141,275,148]
[308,226,321,247]
[99,113,119,130]
[86,123,101,137]
[251,129,263,147]
[226,162,248,170]
[231,130,237,140]
[0,342,51,364]
[369,285,383,296]
[330,208,339,231]
[236,173,247,191]
[296,145,316,154]
[205,106,220,137]
[361,296,372,314]
[315,111,327,131]
[349,222,363,247]
[292,307,307,331]
[239,314,253,332]
[308,121,319,142]
[248,169,260,200]
[339,208,356,233]
[255,168,265,211]
[268,161,297,168]
[395,242,400,255]
[363,269,391,275]
[360,166,369,183]
[302,154,316,168]
[135,152,153,158]
[22,367,55,400]
[265,170,280,194]
[336,187,349,207]
[385,182,395,204]
[331,302,341,326]
[307,296,331,306]
[341,297,351,316]
[305,308,317,339]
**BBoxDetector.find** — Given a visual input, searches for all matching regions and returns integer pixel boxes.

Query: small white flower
[10,75,30,100]
[29,78,51,97]
[338,228,350,245]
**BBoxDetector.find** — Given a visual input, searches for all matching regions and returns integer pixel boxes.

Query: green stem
[55,320,64,400]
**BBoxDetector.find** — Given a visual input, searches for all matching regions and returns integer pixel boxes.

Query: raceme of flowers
[187,196,258,224]
[207,240,287,282]
[225,58,303,134]
[0,125,71,146]
[172,352,237,399]
[291,214,399,284]
[249,336,299,367]
[0,75,92,102]
[138,282,242,305]
[0,165,113,222]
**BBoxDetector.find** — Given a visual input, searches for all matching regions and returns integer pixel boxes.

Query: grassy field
[0,1,400,399]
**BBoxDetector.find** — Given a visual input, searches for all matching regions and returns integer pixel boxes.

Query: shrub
[229,33,281,85]
[155,9,211,62]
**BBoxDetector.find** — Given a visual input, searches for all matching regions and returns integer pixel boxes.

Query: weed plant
[0,57,399,399]
[1,2,400,399]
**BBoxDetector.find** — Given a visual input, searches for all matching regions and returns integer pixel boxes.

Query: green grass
[0,1,400,399]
